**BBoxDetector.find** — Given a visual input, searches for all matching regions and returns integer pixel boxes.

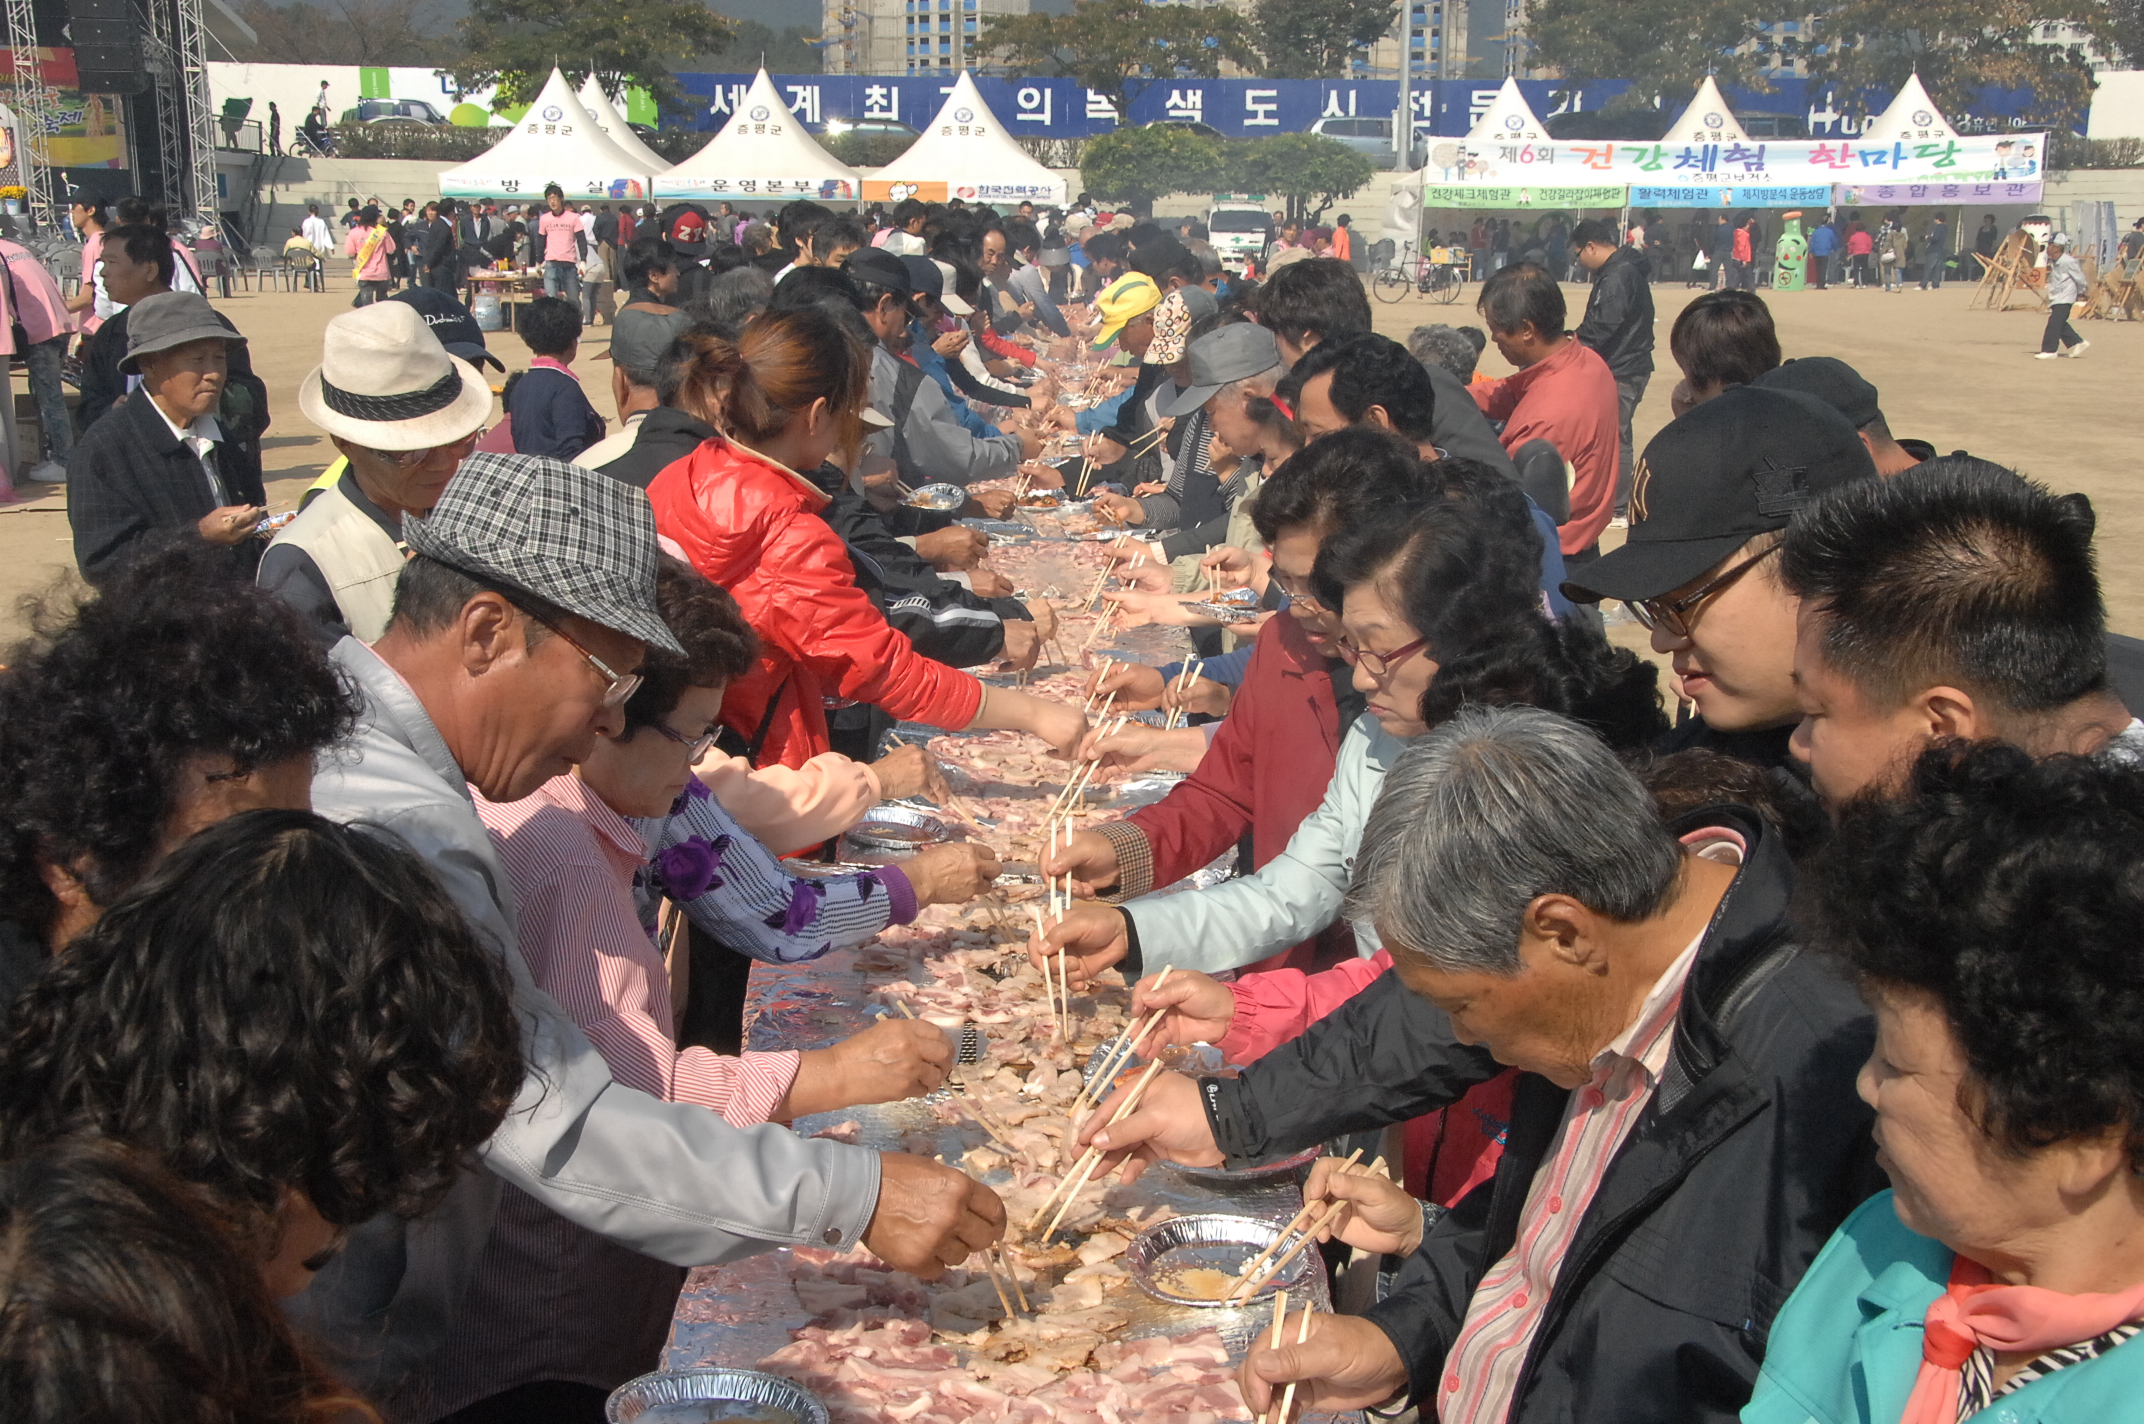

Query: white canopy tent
[656,68,860,204]
[1661,75,1747,146]
[1465,76,1552,145]
[1861,72,1958,145]
[576,74,674,176]
[437,67,655,201]
[864,71,1067,207]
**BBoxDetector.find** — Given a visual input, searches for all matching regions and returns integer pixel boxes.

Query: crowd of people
[3,184,2143,1424]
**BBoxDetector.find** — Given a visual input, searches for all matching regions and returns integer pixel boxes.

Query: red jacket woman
[649,309,1084,769]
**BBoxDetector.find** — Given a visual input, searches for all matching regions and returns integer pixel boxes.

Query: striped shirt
[1438,834,1744,1423]
[1960,1324,2144,1420]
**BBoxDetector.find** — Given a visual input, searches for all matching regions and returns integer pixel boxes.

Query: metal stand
[143,0,217,222]
[2,0,60,230]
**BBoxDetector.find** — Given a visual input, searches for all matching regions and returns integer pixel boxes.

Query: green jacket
[1745,1190,2144,1424]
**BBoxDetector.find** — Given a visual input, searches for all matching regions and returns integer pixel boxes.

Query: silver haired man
[1234,705,1880,1424]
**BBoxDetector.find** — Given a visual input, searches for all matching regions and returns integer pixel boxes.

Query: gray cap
[1159,321,1282,418]
[597,305,691,374]
[400,451,684,654]
[121,291,247,374]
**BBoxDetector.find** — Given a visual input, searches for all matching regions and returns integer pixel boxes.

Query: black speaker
[67,0,148,95]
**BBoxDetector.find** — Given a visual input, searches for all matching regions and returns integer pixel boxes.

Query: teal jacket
[1745,1190,2144,1424]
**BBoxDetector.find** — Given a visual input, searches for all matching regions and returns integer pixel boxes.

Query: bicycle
[1373,243,1469,305]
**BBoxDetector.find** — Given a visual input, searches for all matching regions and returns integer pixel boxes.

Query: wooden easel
[1969,231,2047,312]
[2091,256,2140,321]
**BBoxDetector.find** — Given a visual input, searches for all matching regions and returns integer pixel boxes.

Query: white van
[1208,195,1271,274]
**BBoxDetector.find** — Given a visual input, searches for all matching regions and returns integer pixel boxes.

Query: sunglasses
[1626,543,1780,640]
[1335,634,1429,680]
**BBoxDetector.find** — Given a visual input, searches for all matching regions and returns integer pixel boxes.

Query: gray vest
[267,474,405,643]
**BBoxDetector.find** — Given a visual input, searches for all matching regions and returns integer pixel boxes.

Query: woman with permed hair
[0,543,359,1005]
[1749,742,2144,1424]
[0,809,523,1315]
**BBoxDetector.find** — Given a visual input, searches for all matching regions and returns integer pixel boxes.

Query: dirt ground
[0,271,2134,644]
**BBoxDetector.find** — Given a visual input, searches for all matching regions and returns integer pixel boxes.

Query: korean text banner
[1629,183,1834,207]
[1422,184,1627,209]
[1428,132,2047,187]
[1836,181,2044,206]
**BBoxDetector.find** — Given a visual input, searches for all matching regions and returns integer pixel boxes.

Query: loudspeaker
[67,0,149,95]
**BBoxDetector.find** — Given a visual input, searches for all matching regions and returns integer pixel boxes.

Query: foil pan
[1162,1144,1324,1182]
[904,483,967,511]
[606,1367,829,1424]
[958,518,1034,541]
[842,804,949,857]
[1186,600,1261,625]
[1126,1212,1318,1308]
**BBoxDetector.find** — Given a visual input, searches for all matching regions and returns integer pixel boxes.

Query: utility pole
[1396,0,1411,167]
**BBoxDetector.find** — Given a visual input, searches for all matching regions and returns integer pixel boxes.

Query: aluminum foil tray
[606,1367,828,1424]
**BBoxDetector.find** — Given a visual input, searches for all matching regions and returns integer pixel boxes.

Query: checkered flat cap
[401,451,684,654]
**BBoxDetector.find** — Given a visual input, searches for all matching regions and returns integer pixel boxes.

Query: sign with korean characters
[1629,183,1833,207]
[1437,132,2047,187]
[661,177,858,201]
[1423,183,1627,208]
[1837,180,2044,206]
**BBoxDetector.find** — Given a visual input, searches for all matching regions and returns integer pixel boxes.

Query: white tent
[865,70,1066,207]
[438,67,654,201]
[656,68,860,204]
[1861,72,1957,144]
[1661,75,1746,146]
[1464,76,1551,145]
[576,74,674,175]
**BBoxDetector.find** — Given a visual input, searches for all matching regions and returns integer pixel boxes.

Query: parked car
[1308,115,1425,169]
[340,99,449,126]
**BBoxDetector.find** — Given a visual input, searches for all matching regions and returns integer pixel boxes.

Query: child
[504,295,605,460]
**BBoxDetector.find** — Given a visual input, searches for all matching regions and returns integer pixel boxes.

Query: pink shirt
[539,208,583,263]
[343,223,396,281]
[0,240,72,348]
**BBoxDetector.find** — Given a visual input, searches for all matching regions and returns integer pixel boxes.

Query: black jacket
[77,307,270,490]
[595,406,719,489]
[422,216,456,273]
[1573,244,1655,383]
[66,386,270,583]
[1425,363,1519,478]
[1212,807,1879,1424]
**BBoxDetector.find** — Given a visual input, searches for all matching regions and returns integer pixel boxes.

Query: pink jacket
[344,223,396,281]
[694,749,882,857]
[0,241,71,350]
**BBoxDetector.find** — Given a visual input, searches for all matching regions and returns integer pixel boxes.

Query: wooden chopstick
[1070,966,1173,1120]
[1028,1057,1169,1235]
[1257,1289,1291,1424]
[1226,1149,1363,1300]
[1272,1299,1314,1424]
[1231,1155,1389,1303]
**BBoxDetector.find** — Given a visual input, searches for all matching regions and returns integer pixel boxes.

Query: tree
[234,0,451,65]
[1080,122,1226,214]
[977,0,1262,121]
[1525,0,1769,110]
[1800,0,2105,130]
[1225,132,1377,221]
[1252,0,1400,79]
[688,20,822,76]
[2111,0,2144,66]
[447,0,738,110]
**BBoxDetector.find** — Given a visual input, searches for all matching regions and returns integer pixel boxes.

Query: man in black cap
[1752,356,1930,477]
[67,291,269,583]
[384,284,509,375]
[844,247,1036,486]
[1560,385,1877,768]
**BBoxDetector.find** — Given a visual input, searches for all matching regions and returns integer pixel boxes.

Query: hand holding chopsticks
[1227,1154,1391,1303]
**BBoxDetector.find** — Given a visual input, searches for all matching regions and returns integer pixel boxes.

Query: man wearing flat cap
[299,452,1002,1398]
[66,290,268,583]
[256,300,498,645]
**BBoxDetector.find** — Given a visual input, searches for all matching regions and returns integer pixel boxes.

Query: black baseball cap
[385,286,505,371]
[1562,386,1876,605]
[1752,356,1881,430]
[844,249,917,305]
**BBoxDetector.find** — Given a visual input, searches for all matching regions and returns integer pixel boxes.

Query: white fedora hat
[298,301,495,451]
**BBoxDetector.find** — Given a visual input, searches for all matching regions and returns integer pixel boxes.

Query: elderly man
[66,291,267,582]
[980,217,1070,338]
[1234,705,1880,1424]
[294,453,1001,1395]
[575,305,694,477]
[259,301,496,645]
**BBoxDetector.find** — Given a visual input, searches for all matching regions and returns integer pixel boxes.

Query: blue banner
[669,74,2073,141]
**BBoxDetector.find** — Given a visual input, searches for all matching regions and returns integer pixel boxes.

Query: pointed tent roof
[1861,72,1957,143]
[655,68,860,203]
[439,68,654,200]
[576,73,673,174]
[1662,75,1745,146]
[1464,77,1550,145]
[865,71,1067,207]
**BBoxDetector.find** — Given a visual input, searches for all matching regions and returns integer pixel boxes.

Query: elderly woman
[1744,743,2144,1424]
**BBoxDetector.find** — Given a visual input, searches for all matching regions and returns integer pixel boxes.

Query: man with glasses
[298,451,1003,1398]
[1560,385,1875,770]
[262,301,500,645]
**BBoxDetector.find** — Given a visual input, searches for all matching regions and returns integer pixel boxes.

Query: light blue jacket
[1124,712,1405,975]
[293,640,880,1394]
[1745,1190,2144,1424]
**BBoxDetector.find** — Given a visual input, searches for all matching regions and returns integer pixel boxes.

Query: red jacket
[1126,611,1354,973]
[1472,338,1621,557]
[979,327,1037,367]
[649,438,983,769]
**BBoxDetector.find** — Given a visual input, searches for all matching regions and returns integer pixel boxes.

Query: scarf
[353,222,391,274]
[1902,1255,2144,1424]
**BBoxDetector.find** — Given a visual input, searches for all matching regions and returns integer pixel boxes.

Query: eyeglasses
[1335,634,1429,680]
[1271,573,1325,613]
[1626,543,1781,640]
[508,601,642,708]
[652,720,720,761]
[360,430,480,470]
